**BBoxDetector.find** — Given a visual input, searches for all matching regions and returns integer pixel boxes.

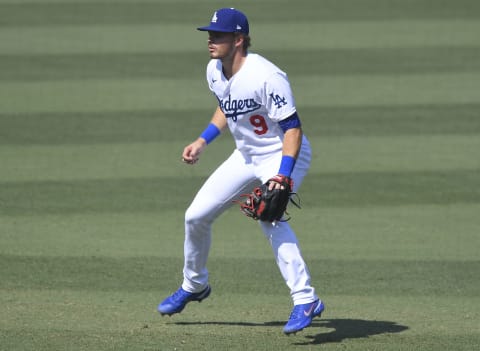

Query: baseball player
[158,8,324,334]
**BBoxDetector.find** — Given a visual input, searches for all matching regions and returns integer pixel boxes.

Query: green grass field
[1,0,480,350]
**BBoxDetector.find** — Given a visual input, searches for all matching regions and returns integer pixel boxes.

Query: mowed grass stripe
[0,170,479,215]
[301,104,480,137]
[0,254,478,297]
[0,110,213,145]
[1,135,479,182]
[2,20,479,55]
[2,204,479,261]
[262,46,480,76]
[1,104,479,146]
[1,0,479,27]
[2,73,480,113]
[3,47,480,81]
[296,72,480,108]
[2,202,479,258]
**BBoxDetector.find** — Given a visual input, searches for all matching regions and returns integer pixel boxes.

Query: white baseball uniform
[182,53,318,305]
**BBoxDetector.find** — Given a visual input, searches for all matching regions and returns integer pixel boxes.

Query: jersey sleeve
[264,72,297,122]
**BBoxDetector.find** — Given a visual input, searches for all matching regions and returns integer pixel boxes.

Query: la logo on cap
[211,11,218,23]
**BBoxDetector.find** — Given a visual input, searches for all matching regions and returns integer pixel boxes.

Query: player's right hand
[182,138,206,165]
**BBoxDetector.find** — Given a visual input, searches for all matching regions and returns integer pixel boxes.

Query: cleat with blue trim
[283,299,324,335]
[158,285,211,316]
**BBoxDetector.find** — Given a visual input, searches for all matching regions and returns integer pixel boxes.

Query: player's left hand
[235,175,296,222]
[268,174,292,191]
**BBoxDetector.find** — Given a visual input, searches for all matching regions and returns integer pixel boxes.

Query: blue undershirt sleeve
[278,112,301,133]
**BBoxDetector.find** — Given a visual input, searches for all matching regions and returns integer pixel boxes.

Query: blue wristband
[199,123,221,144]
[278,155,296,177]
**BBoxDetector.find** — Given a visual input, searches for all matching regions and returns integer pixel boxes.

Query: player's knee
[185,206,211,227]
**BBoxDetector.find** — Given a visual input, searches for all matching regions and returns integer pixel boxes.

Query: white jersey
[206,53,297,156]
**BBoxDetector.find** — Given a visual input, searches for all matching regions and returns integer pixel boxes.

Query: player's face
[207,31,238,59]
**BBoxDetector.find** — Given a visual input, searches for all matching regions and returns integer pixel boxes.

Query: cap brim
[197,25,234,32]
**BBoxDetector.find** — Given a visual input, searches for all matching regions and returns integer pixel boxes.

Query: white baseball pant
[182,136,318,305]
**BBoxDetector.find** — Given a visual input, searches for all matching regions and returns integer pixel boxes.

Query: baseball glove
[236,175,300,222]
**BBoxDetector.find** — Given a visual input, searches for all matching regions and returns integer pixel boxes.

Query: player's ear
[234,33,245,49]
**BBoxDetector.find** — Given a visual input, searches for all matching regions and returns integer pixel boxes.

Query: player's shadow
[293,318,408,345]
[174,318,408,344]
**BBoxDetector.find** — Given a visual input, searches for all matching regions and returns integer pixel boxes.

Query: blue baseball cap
[197,8,249,35]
